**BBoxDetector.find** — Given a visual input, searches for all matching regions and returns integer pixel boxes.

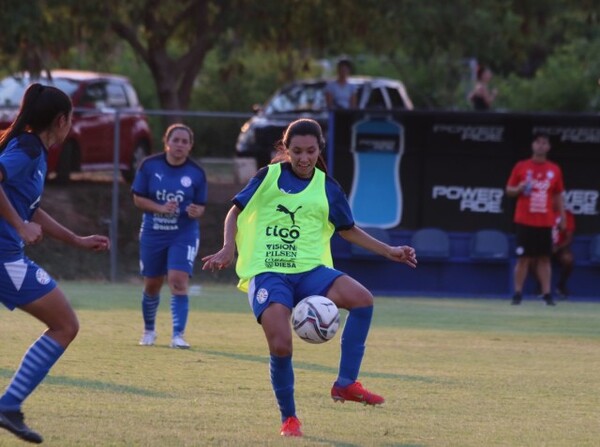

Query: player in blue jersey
[132,123,207,349]
[0,83,110,444]
[202,118,417,437]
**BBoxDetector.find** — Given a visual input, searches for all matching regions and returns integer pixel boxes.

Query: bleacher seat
[351,227,391,257]
[469,229,509,261]
[410,228,450,260]
[590,234,600,264]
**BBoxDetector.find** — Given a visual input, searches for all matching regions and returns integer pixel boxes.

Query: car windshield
[265,83,326,114]
[0,75,80,107]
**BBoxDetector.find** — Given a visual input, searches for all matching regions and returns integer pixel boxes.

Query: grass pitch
[1,282,599,446]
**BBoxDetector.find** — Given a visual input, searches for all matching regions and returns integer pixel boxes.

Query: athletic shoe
[170,335,190,349]
[510,293,522,305]
[280,416,302,437]
[543,295,556,306]
[0,409,43,444]
[556,286,569,300]
[139,330,157,346]
[331,381,385,405]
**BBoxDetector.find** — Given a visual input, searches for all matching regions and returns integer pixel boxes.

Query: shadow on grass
[200,350,448,384]
[0,368,171,398]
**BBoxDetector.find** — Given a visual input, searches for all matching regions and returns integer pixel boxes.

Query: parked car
[235,76,414,167]
[0,69,152,182]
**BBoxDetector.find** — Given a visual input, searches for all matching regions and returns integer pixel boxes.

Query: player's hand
[387,245,417,268]
[19,221,43,245]
[76,235,111,251]
[186,203,205,219]
[162,200,179,215]
[202,247,235,272]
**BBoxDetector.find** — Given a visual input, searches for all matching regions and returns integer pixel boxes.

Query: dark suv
[0,69,152,182]
[235,76,413,167]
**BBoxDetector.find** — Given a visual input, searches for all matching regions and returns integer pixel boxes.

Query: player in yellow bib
[203,119,417,437]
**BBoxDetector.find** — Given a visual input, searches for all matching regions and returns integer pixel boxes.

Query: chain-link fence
[29,108,260,285]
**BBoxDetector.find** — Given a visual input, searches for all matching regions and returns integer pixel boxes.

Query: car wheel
[55,141,79,184]
[122,140,150,182]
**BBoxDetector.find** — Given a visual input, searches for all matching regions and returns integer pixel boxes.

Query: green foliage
[497,38,600,111]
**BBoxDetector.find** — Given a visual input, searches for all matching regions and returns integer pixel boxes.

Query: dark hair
[163,123,194,146]
[272,118,328,172]
[337,58,353,72]
[0,83,72,151]
[476,64,489,80]
[532,132,551,143]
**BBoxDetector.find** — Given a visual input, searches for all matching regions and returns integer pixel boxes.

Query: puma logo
[276,204,302,226]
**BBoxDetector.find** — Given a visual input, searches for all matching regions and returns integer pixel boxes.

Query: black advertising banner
[330,110,600,235]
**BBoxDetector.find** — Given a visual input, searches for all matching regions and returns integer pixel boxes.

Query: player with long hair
[202,118,417,437]
[0,83,110,443]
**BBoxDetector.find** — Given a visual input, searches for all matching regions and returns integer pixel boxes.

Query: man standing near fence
[505,133,566,306]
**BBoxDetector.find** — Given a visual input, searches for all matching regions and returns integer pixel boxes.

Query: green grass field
[1,282,599,446]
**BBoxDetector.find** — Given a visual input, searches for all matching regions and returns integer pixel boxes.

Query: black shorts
[514,224,552,257]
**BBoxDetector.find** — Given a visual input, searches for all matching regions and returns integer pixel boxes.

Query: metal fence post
[111,109,121,282]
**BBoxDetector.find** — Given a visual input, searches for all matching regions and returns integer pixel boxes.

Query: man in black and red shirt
[506,133,566,305]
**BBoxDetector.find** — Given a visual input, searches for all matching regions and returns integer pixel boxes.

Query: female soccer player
[202,118,417,437]
[0,83,110,444]
[132,123,207,349]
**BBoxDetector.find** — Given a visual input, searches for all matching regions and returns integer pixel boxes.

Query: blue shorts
[0,255,57,310]
[246,265,345,322]
[140,234,199,277]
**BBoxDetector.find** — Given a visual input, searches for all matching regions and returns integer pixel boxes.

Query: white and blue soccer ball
[292,295,340,344]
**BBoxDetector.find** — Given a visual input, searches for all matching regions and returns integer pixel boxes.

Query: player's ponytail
[0,83,72,152]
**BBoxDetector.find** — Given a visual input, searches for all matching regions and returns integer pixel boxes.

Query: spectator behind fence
[325,58,357,109]
[202,118,417,437]
[131,123,208,349]
[0,83,110,444]
[468,64,498,111]
[506,133,566,306]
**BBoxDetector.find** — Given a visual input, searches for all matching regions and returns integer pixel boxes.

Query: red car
[0,69,152,182]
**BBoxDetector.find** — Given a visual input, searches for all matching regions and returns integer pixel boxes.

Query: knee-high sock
[0,334,65,411]
[142,293,160,331]
[336,306,373,387]
[171,295,189,336]
[270,354,295,421]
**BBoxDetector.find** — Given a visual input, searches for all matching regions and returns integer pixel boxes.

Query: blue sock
[336,306,373,387]
[142,293,160,331]
[0,334,65,411]
[171,295,189,336]
[270,355,295,421]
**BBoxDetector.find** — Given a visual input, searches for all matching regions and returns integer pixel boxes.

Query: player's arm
[338,226,417,267]
[133,194,177,214]
[32,208,110,251]
[201,205,240,271]
[0,175,42,244]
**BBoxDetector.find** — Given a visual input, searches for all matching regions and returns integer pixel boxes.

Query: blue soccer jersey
[0,133,47,257]
[132,153,208,236]
[233,162,354,231]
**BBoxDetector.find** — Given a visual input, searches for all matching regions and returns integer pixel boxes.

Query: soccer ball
[291,295,340,344]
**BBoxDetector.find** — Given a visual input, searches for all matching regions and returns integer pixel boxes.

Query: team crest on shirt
[35,268,51,285]
[180,176,192,187]
[256,288,269,304]
[546,171,554,179]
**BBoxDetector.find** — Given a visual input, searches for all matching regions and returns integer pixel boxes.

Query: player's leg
[555,248,573,298]
[165,238,197,349]
[139,239,168,345]
[512,224,534,305]
[248,273,301,436]
[166,269,191,348]
[325,274,384,405]
[0,286,77,444]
